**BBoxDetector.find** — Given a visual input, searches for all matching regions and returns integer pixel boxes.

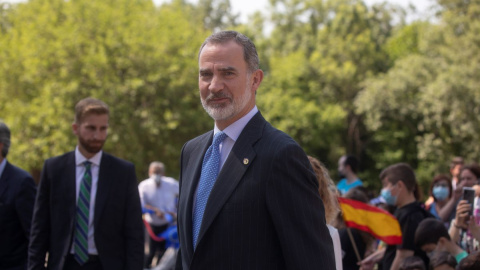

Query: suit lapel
[94,153,112,228]
[196,113,265,248]
[0,162,11,199]
[65,152,77,243]
[182,132,213,257]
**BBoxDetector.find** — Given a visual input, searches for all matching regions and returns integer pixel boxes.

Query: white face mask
[153,174,162,185]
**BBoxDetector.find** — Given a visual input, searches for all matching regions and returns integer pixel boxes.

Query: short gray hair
[149,161,165,176]
[198,30,260,73]
[0,122,11,158]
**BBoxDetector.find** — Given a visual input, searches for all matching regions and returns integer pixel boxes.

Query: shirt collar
[75,146,103,167]
[214,106,258,142]
[0,158,7,179]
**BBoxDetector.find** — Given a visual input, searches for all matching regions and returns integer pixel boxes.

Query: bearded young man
[175,31,335,270]
[28,98,144,270]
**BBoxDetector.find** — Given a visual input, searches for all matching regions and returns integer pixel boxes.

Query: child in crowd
[428,251,457,270]
[398,256,425,270]
[359,163,432,270]
[414,218,468,264]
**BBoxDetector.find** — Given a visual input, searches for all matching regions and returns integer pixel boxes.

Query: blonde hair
[74,97,109,124]
[308,156,340,224]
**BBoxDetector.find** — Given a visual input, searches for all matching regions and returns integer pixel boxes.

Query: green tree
[258,0,399,181]
[355,0,480,191]
[0,0,210,180]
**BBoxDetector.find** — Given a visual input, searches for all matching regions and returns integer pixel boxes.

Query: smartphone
[462,187,476,216]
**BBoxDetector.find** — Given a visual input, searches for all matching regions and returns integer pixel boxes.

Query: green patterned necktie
[74,161,92,265]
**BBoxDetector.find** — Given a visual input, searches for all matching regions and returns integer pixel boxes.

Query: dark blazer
[0,162,36,270]
[28,151,144,270]
[176,112,335,270]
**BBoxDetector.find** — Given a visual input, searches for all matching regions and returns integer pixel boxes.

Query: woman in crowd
[448,164,480,253]
[427,175,454,226]
[308,156,343,270]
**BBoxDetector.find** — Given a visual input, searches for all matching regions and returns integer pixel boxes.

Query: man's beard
[201,85,252,121]
[78,136,105,155]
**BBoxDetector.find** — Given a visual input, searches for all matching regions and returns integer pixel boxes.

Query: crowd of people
[311,154,480,270]
[1,29,480,270]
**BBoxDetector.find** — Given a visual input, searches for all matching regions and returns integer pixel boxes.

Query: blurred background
[0,0,478,197]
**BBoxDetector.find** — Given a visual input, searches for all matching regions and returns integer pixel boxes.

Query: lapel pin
[243,158,249,165]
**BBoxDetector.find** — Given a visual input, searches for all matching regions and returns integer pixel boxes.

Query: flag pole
[346,225,362,263]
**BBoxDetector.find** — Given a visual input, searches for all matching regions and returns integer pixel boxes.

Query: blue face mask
[381,188,397,206]
[432,186,449,201]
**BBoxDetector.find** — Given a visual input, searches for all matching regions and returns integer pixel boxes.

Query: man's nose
[208,75,224,93]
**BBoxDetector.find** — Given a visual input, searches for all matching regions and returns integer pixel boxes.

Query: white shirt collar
[75,146,103,167]
[214,106,259,142]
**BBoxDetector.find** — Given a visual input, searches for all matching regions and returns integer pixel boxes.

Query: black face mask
[338,172,345,180]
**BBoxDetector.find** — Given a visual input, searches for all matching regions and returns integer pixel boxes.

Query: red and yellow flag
[338,197,402,245]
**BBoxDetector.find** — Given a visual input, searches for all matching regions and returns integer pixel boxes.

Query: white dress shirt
[70,146,102,255]
[138,176,179,226]
[214,106,258,170]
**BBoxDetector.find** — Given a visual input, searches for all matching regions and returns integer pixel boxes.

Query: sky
[5,0,438,22]
[165,0,438,23]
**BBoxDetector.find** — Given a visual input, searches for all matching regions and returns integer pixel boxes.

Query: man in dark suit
[0,122,37,270]
[175,31,335,270]
[28,98,144,270]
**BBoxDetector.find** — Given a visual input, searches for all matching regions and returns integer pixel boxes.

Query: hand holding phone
[462,187,476,216]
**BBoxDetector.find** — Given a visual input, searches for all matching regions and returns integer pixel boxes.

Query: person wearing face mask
[359,163,433,270]
[431,164,480,231]
[427,175,455,227]
[138,161,179,269]
[414,218,468,264]
[446,164,480,253]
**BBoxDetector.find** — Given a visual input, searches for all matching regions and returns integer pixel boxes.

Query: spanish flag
[338,197,402,245]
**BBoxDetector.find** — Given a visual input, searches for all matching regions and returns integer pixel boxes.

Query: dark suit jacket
[0,162,36,269]
[176,112,335,270]
[28,152,144,270]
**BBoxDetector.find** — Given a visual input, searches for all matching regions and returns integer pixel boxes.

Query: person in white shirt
[138,161,179,269]
[308,156,343,270]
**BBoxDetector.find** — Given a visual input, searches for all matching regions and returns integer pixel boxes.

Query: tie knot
[83,161,92,169]
[212,131,228,147]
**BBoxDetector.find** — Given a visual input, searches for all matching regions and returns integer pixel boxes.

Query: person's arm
[390,249,414,270]
[144,203,165,218]
[15,174,37,240]
[266,142,335,270]
[28,162,50,270]
[358,248,385,270]
[124,164,145,270]
[468,216,480,242]
[438,197,459,221]
[438,187,462,221]
[449,200,471,243]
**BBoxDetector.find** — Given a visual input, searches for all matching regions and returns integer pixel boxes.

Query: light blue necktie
[74,161,92,265]
[192,131,228,249]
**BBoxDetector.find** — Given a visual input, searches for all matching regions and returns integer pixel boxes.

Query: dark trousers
[145,223,168,268]
[64,254,102,270]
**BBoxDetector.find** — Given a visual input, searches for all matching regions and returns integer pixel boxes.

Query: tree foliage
[356,0,480,190]
[1,0,479,195]
[0,0,210,179]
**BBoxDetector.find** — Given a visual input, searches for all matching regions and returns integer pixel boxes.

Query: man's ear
[72,122,78,135]
[396,180,405,189]
[438,236,448,245]
[345,164,352,172]
[250,69,264,92]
